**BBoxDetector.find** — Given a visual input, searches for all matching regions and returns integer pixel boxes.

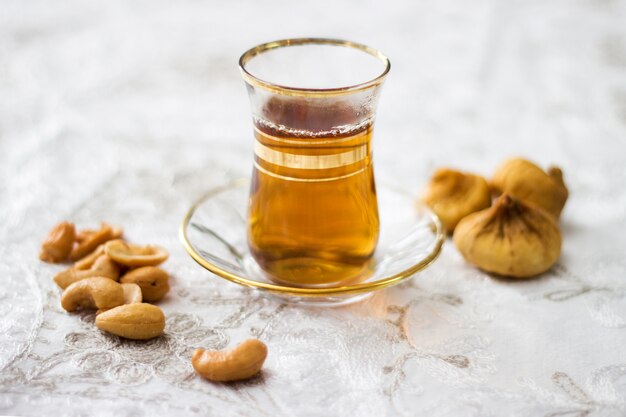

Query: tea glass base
[179,179,445,306]
[242,255,374,289]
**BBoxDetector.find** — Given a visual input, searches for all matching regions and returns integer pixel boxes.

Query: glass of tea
[239,38,390,288]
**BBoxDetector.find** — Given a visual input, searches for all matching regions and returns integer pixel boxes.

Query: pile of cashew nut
[40,221,267,382]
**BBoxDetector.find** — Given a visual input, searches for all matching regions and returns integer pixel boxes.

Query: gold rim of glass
[179,179,445,297]
[238,38,391,97]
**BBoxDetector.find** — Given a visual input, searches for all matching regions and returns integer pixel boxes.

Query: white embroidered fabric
[1,0,626,416]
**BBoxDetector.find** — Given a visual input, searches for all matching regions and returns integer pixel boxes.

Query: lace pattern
[1,0,626,415]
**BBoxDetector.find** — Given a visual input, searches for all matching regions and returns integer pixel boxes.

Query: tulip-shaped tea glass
[239,38,391,288]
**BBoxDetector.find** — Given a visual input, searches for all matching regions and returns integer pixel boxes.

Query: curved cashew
[73,244,105,271]
[76,228,98,243]
[60,277,125,312]
[70,223,121,262]
[95,303,165,340]
[40,222,76,263]
[105,240,169,267]
[192,339,268,382]
[77,225,123,243]
[54,254,120,289]
[119,266,169,302]
[121,283,142,304]
[96,283,142,315]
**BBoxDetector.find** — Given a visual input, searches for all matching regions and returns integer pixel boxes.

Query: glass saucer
[179,179,444,306]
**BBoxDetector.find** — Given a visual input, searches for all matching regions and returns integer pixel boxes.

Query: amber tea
[248,99,379,286]
[240,39,390,287]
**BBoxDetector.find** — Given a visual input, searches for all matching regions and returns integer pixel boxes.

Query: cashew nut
[40,222,76,263]
[95,283,143,315]
[192,339,268,382]
[77,225,123,243]
[95,303,165,340]
[70,223,121,262]
[54,254,121,289]
[60,277,125,312]
[121,283,142,304]
[73,244,105,271]
[119,266,169,302]
[105,240,169,267]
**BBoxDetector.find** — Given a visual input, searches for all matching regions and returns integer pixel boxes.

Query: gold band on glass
[254,141,367,170]
[253,162,367,182]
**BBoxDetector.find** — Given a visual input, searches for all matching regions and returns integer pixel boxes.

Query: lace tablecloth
[2,1,626,416]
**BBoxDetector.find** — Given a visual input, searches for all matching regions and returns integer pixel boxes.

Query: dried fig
[453,194,561,278]
[421,168,491,232]
[491,158,568,219]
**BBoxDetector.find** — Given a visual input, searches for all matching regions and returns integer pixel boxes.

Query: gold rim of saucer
[239,38,391,97]
[179,178,445,297]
